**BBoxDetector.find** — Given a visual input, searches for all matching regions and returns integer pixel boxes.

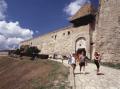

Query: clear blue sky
[5,0,99,37]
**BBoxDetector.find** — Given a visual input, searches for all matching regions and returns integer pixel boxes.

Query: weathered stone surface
[95,0,120,63]
[20,25,91,57]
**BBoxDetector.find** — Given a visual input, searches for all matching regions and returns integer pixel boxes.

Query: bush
[25,47,40,56]
[38,54,49,59]
[14,49,21,55]
[8,49,20,56]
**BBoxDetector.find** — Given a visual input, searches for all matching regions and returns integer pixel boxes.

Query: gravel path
[50,59,120,89]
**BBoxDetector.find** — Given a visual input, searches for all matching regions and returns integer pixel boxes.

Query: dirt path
[51,59,120,89]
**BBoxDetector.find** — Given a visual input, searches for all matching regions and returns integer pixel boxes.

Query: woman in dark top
[94,52,101,74]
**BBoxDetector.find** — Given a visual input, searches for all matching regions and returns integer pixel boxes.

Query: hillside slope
[0,56,69,89]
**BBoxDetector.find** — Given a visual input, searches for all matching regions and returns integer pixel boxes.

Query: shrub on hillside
[38,54,49,59]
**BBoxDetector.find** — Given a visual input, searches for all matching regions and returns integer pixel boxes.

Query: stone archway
[75,37,86,52]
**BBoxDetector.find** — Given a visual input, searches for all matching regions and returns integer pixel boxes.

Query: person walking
[78,51,87,74]
[68,53,76,74]
[94,52,101,75]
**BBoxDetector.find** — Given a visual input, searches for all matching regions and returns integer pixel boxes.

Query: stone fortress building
[20,0,120,63]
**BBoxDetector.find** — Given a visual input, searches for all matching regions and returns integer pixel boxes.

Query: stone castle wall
[95,0,120,62]
[20,25,91,57]
[20,0,120,63]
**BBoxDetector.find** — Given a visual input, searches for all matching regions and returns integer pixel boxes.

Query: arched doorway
[75,37,86,52]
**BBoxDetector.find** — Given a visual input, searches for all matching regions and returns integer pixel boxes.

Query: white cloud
[0,0,7,20]
[64,0,90,16]
[0,21,33,39]
[0,21,33,50]
[0,35,7,49]
[35,30,39,34]
[0,0,34,50]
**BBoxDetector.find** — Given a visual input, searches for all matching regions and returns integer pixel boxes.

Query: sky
[0,0,99,50]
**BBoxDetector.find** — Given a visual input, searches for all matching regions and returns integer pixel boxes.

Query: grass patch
[31,60,69,89]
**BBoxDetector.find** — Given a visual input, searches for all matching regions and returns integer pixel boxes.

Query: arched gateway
[75,37,86,52]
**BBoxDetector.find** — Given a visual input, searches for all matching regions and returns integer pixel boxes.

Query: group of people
[68,49,101,75]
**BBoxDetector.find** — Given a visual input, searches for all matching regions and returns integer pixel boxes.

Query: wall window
[68,31,70,35]
[55,35,57,39]
[51,36,54,38]
[52,35,57,40]
[63,33,65,36]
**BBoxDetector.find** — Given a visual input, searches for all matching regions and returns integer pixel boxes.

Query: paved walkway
[50,59,120,89]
